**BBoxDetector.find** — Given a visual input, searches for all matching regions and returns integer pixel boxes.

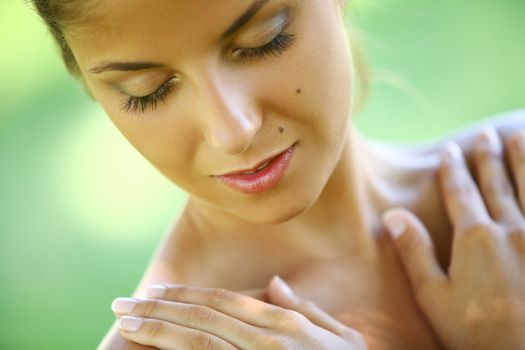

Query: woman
[31,0,525,349]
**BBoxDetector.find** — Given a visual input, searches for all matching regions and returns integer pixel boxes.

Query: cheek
[88,81,199,179]
[274,3,353,132]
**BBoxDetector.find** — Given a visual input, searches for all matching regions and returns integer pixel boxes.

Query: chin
[231,185,322,226]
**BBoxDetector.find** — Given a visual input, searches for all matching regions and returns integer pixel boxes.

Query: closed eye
[232,30,296,62]
[119,77,178,114]
[119,12,296,115]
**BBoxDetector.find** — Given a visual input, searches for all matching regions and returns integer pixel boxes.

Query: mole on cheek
[278,126,284,134]
[296,88,302,94]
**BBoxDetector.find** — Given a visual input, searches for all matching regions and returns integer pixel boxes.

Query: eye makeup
[231,9,295,62]
[119,6,297,115]
[119,77,178,114]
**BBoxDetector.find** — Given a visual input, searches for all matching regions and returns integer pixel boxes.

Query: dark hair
[29,0,88,78]
[29,0,369,111]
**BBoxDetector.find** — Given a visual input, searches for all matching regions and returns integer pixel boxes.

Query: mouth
[220,152,282,176]
[214,142,297,195]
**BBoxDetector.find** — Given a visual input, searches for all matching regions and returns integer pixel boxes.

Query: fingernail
[119,316,144,332]
[383,211,407,239]
[273,276,293,296]
[111,298,137,314]
[147,284,167,298]
[442,142,464,165]
[476,126,501,155]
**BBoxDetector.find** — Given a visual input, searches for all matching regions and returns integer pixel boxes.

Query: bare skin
[98,111,525,350]
[386,129,525,350]
[52,0,525,348]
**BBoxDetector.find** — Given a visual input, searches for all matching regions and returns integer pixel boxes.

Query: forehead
[66,0,292,68]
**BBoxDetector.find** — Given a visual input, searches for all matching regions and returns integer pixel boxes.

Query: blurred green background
[0,0,523,349]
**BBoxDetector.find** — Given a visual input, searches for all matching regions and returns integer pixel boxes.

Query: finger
[474,127,524,226]
[112,298,258,349]
[146,284,283,328]
[382,208,447,303]
[266,276,347,335]
[118,316,239,350]
[235,287,267,301]
[508,131,525,214]
[439,141,492,229]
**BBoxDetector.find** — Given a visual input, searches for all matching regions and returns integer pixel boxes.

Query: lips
[221,153,281,176]
[214,143,297,195]
[219,146,288,176]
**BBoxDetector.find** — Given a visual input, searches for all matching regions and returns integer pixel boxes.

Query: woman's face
[66,0,354,224]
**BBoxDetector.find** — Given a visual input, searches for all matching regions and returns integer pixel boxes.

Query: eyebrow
[89,62,164,74]
[221,0,270,40]
[88,0,271,74]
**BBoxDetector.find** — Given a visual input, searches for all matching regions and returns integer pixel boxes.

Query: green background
[1,0,524,349]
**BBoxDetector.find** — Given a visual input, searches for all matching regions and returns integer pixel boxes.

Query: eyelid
[120,77,177,114]
[236,9,290,45]
[256,12,289,41]
[116,73,176,97]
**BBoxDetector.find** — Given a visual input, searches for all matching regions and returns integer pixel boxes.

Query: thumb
[267,276,346,334]
[382,208,446,301]
[266,275,297,310]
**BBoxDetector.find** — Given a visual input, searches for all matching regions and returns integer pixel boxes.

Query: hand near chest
[104,243,445,350]
[99,125,525,350]
[109,277,366,350]
[384,129,525,350]
[275,245,444,349]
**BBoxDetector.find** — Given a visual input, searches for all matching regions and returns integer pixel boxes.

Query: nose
[196,70,262,155]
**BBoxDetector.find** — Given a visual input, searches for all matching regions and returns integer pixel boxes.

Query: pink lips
[216,144,296,195]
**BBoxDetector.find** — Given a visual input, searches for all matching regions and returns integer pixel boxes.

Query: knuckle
[145,320,164,342]
[275,309,306,331]
[477,145,499,163]
[207,288,234,306]
[163,284,184,299]
[396,228,427,254]
[298,299,318,312]
[460,221,498,237]
[261,334,287,350]
[508,226,525,251]
[142,300,161,318]
[444,172,476,196]
[508,226,525,237]
[266,308,285,323]
[458,221,502,252]
[287,309,308,324]
[190,334,216,350]
[186,305,214,325]
[482,178,513,197]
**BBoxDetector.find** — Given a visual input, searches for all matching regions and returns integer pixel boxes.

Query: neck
[185,123,399,258]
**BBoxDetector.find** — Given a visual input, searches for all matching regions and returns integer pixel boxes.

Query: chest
[179,231,446,349]
[203,239,445,350]
[284,248,444,350]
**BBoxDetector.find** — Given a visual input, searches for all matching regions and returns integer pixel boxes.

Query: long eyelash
[120,79,176,114]
[119,30,296,114]
[235,31,296,62]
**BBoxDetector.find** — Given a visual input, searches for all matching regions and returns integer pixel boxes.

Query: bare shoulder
[432,108,525,152]
[132,210,211,295]
[376,109,525,156]
[97,209,203,350]
[96,209,266,349]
